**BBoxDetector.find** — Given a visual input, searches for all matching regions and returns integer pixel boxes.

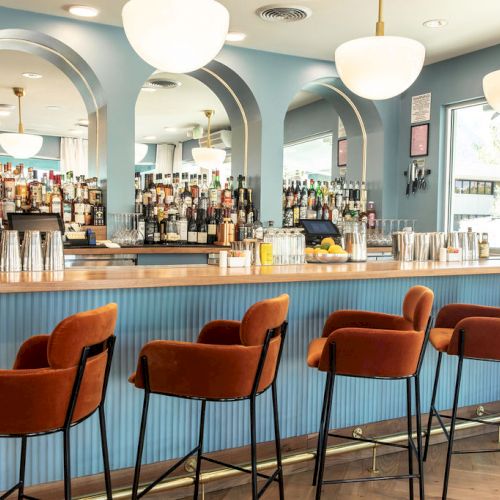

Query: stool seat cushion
[0,304,117,436]
[429,328,453,353]
[307,338,327,368]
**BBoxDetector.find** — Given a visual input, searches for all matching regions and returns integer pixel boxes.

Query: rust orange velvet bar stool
[0,303,118,500]
[307,286,434,500]
[130,294,289,500]
[422,304,500,500]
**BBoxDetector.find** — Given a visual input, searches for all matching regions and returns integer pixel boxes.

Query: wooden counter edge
[0,261,498,294]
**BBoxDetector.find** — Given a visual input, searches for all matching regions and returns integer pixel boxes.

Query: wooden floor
[174,432,500,500]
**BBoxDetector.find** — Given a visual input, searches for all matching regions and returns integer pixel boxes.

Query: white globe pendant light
[192,110,226,169]
[135,143,148,164]
[122,0,230,74]
[0,88,43,159]
[483,70,500,112]
[334,0,425,100]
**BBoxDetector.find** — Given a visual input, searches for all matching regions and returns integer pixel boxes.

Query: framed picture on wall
[410,123,429,157]
[337,138,348,167]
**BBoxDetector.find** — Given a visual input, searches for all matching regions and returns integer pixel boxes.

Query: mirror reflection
[0,50,105,232]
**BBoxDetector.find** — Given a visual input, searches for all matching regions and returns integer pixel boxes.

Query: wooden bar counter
[0,259,499,293]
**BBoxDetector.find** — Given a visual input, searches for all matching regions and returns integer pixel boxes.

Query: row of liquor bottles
[282,178,376,227]
[0,163,106,226]
[136,170,262,245]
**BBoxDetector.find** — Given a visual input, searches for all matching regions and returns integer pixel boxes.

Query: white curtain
[172,142,183,173]
[60,137,88,177]
[155,143,175,176]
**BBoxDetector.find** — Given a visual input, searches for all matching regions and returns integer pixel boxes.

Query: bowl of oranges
[305,238,349,263]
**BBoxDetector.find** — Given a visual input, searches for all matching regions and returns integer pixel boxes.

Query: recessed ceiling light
[46,105,61,111]
[143,135,157,141]
[67,5,100,18]
[226,32,247,42]
[0,111,10,117]
[77,118,89,127]
[22,72,43,79]
[164,127,178,132]
[423,18,448,28]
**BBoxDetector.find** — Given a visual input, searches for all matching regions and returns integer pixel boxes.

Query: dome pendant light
[483,70,500,112]
[192,110,226,169]
[334,0,425,100]
[122,0,230,74]
[0,88,43,159]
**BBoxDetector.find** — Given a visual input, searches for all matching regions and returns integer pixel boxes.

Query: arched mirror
[0,49,104,229]
[132,71,255,246]
[282,85,370,228]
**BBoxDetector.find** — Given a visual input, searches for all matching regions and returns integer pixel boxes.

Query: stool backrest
[48,304,118,369]
[240,294,289,346]
[402,286,434,331]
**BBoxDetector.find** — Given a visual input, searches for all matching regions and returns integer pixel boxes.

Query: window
[283,134,333,184]
[446,100,500,249]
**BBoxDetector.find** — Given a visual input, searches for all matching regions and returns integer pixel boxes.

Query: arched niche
[0,29,105,178]
[283,76,386,213]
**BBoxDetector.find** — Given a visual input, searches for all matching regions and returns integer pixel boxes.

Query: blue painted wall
[396,44,500,232]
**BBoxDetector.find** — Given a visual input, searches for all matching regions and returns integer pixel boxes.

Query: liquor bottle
[2,188,15,223]
[197,208,208,244]
[15,196,23,213]
[209,170,218,206]
[93,204,105,226]
[28,199,41,213]
[159,213,168,243]
[307,179,316,209]
[39,186,50,214]
[16,164,28,206]
[283,197,293,228]
[187,208,198,244]
[299,182,308,221]
[207,207,217,244]
[73,184,86,224]
[144,206,156,245]
[214,170,222,206]
[191,174,200,201]
[164,174,174,204]
[479,233,490,259]
[166,214,180,243]
[152,207,161,243]
[200,174,209,200]
[88,177,103,206]
[292,196,300,227]
[246,188,256,225]
[237,187,246,225]
[51,184,63,216]
[63,171,76,203]
[3,164,15,200]
[366,201,377,229]
[181,174,193,208]
[177,207,188,244]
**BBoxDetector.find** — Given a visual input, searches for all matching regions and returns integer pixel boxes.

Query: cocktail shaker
[0,230,22,272]
[44,231,65,271]
[414,233,430,261]
[429,232,447,261]
[21,230,44,271]
[393,231,415,262]
[460,231,479,261]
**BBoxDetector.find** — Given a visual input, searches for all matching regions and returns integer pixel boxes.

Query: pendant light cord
[205,110,214,149]
[376,0,385,36]
[17,92,24,134]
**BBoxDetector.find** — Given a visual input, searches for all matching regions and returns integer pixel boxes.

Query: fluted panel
[0,274,499,489]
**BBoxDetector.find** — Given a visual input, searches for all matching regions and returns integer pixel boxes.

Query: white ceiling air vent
[143,79,182,90]
[256,4,312,23]
[199,130,232,150]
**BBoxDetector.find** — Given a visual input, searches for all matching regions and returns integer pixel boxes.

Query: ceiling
[0,0,499,64]
[136,72,229,144]
[0,50,87,138]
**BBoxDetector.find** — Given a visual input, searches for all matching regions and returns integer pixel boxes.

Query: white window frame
[444,97,493,233]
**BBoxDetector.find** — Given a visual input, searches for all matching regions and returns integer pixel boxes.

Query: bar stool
[307,286,434,500]
[423,304,500,500]
[130,294,289,500]
[0,303,117,500]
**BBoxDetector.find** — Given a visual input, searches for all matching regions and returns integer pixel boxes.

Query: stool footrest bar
[257,468,281,498]
[433,407,450,440]
[453,448,500,455]
[202,456,273,481]
[438,413,500,427]
[137,446,199,499]
[324,474,420,485]
[328,432,410,451]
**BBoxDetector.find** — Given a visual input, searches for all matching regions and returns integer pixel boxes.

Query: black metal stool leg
[442,355,464,500]
[63,429,71,500]
[132,390,150,500]
[271,382,285,500]
[424,352,443,462]
[406,379,414,500]
[312,373,333,487]
[315,372,335,500]
[250,396,258,500]
[193,400,207,499]
[414,375,425,500]
[17,436,27,500]
[99,406,113,500]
